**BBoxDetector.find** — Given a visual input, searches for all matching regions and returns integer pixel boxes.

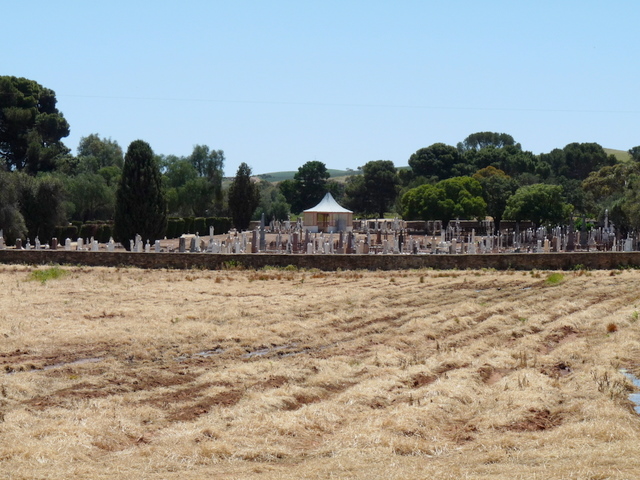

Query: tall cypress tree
[114,140,167,248]
[228,162,260,231]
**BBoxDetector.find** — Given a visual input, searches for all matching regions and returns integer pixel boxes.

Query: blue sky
[4,1,639,176]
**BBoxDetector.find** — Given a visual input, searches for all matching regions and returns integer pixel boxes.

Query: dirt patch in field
[478,366,513,385]
[503,408,564,432]
[168,389,244,422]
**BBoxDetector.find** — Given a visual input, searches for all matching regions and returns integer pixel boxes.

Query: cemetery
[2,209,640,270]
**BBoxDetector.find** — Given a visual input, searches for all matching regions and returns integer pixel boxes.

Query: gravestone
[65,238,71,251]
[77,238,84,251]
[51,238,58,250]
[107,238,115,252]
[155,240,161,253]
[34,237,41,250]
[145,240,150,253]
[92,240,99,252]
[252,229,258,253]
[15,238,22,249]
[259,213,266,251]
[179,237,186,253]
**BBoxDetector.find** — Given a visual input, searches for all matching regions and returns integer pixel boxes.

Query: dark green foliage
[252,181,291,222]
[15,173,66,242]
[0,76,70,173]
[401,176,486,227]
[473,167,518,232]
[280,161,330,214]
[65,172,116,222]
[184,216,194,234]
[228,162,260,230]
[97,224,112,243]
[629,146,640,162]
[408,143,461,181]
[165,218,178,239]
[159,146,225,217]
[79,223,99,240]
[457,132,516,152]
[538,143,615,181]
[55,225,78,241]
[0,170,27,244]
[193,217,207,235]
[113,140,167,249]
[174,218,185,237]
[344,160,399,218]
[77,134,124,174]
[503,184,571,227]
[207,217,231,235]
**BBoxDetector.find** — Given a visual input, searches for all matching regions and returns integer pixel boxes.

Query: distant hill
[255,169,362,183]
[604,148,631,163]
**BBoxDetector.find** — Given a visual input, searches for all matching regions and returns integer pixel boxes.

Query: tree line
[2,76,640,247]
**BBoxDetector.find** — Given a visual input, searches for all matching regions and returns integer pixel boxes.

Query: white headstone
[155,240,161,253]
[92,240,99,252]
[77,238,83,251]
[145,240,150,253]
[107,237,115,252]
[65,238,71,251]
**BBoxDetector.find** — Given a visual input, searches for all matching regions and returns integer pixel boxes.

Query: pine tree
[114,140,167,248]
[228,162,260,231]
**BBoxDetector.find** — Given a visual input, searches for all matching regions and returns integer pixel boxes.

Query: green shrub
[545,273,565,285]
[210,217,232,235]
[55,225,78,241]
[97,224,112,243]
[166,218,178,239]
[194,217,207,235]
[79,223,99,240]
[174,218,185,237]
[29,266,67,284]
[184,216,195,234]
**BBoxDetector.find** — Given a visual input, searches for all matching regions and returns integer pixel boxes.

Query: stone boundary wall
[1,250,640,271]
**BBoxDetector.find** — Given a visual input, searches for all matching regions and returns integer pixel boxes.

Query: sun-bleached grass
[2,266,640,478]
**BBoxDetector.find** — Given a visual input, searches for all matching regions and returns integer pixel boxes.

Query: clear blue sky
[5,1,639,176]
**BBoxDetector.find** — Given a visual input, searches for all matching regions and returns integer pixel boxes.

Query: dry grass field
[2,265,640,479]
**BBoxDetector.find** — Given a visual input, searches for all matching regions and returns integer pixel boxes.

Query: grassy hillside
[604,148,632,163]
[256,169,361,183]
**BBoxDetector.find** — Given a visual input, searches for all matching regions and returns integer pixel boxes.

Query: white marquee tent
[302,193,353,233]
